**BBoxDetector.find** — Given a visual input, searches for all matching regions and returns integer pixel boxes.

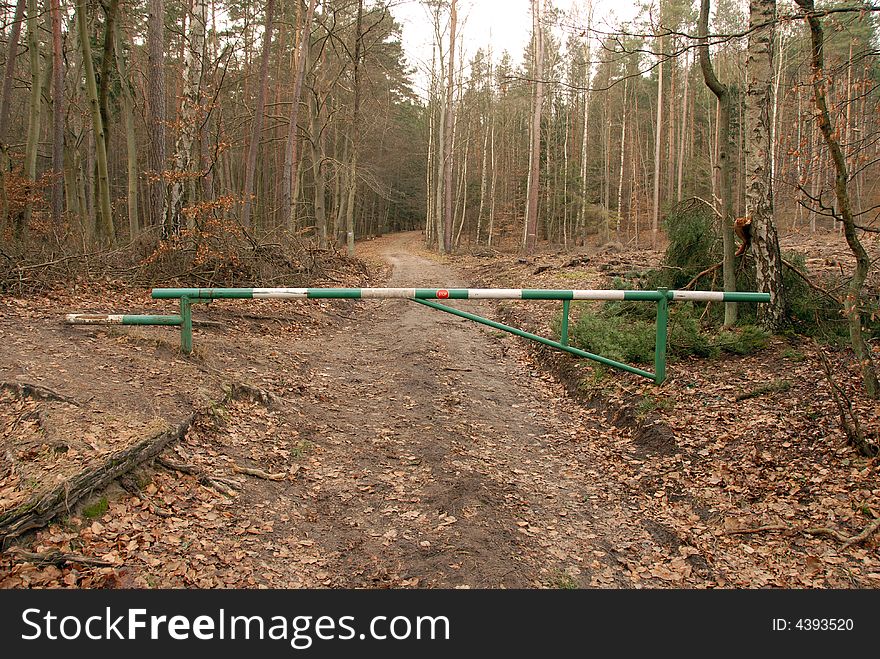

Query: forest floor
[1,230,878,588]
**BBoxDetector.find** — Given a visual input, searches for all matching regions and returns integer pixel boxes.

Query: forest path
[2,231,659,589]
[264,231,628,587]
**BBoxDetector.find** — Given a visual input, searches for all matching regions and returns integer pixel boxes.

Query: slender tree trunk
[0,0,26,141]
[344,0,363,256]
[167,0,207,232]
[241,0,275,228]
[310,91,329,248]
[50,0,64,226]
[147,0,167,233]
[77,0,113,242]
[795,0,878,397]
[676,52,689,202]
[282,0,317,229]
[698,0,738,325]
[524,0,543,253]
[441,0,457,253]
[487,114,496,247]
[23,0,41,230]
[114,19,139,238]
[98,0,119,136]
[578,13,593,242]
[616,78,627,238]
[652,34,663,248]
[745,0,785,330]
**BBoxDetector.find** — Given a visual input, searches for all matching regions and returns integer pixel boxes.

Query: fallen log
[0,414,194,547]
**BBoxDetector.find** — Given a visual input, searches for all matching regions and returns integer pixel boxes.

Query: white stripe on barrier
[572,290,627,300]
[66,313,126,324]
[467,289,524,299]
[253,288,309,299]
[672,290,725,302]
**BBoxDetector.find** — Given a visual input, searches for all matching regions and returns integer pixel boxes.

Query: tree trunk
[167,0,207,233]
[652,33,663,249]
[616,77,627,238]
[98,0,119,136]
[241,0,275,228]
[698,0,738,326]
[524,0,543,253]
[795,0,878,397]
[442,0,457,253]
[114,18,139,238]
[745,0,785,330]
[50,0,64,226]
[23,0,42,230]
[281,0,317,229]
[77,0,114,242]
[147,0,167,233]
[344,0,364,256]
[578,13,593,244]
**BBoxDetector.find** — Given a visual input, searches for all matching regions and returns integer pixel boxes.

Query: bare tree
[147,0,167,233]
[50,0,64,225]
[698,0,738,326]
[524,0,544,253]
[745,0,784,330]
[794,0,878,398]
[242,0,276,228]
[281,0,317,229]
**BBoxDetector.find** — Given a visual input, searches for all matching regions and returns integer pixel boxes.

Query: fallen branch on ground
[815,342,877,457]
[232,464,287,481]
[155,456,241,497]
[725,513,880,548]
[0,381,81,406]
[4,546,114,567]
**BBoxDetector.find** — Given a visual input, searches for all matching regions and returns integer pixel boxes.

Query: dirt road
[1,232,676,588]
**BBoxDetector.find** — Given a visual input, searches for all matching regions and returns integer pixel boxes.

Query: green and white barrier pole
[66,314,183,326]
[65,287,770,380]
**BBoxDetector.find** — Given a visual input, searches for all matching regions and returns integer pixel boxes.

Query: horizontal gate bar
[66,313,182,326]
[411,298,657,381]
[151,287,771,303]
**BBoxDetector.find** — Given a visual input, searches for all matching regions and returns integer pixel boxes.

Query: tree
[697,0,738,326]
[147,0,167,233]
[794,0,878,398]
[77,0,114,242]
[281,0,318,230]
[167,0,208,233]
[242,0,276,228]
[442,0,457,253]
[524,0,544,253]
[745,0,784,330]
[50,0,64,226]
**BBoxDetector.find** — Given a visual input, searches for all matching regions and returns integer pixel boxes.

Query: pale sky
[389,0,644,98]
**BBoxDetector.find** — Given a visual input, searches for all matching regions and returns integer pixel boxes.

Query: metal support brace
[412,298,656,380]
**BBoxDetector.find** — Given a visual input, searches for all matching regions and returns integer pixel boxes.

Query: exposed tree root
[156,455,241,497]
[0,414,194,547]
[0,381,81,406]
[232,464,287,481]
[725,512,880,549]
[3,546,114,567]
